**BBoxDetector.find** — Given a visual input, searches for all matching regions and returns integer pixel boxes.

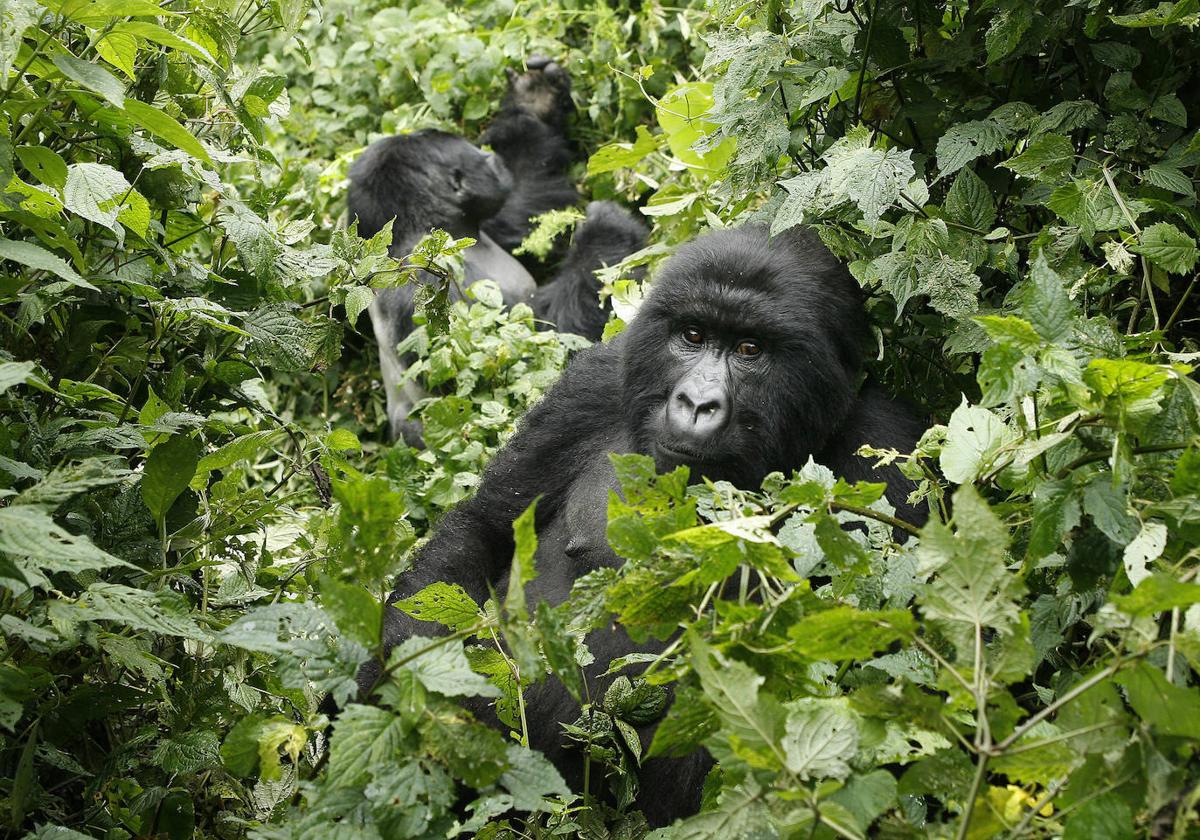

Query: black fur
[368,224,928,824]
[532,201,649,340]
[347,130,536,444]
[480,58,580,262]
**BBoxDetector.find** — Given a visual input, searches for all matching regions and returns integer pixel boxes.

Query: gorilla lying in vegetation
[348,59,646,443]
[367,225,928,823]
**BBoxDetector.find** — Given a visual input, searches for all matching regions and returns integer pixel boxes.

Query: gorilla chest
[506,450,622,607]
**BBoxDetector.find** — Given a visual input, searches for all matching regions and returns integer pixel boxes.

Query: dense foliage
[2,0,1200,837]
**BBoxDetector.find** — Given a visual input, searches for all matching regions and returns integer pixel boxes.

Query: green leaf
[386,636,500,698]
[121,99,213,164]
[79,583,206,638]
[499,745,570,811]
[1001,134,1076,181]
[16,146,68,190]
[0,238,95,290]
[789,606,915,660]
[1113,573,1200,617]
[505,498,539,617]
[1133,222,1199,275]
[937,119,1009,176]
[109,20,213,62]
[394,582,481,633]
[195,430,283,474]
[152,730,220,774]
[781,700,859,780]
[220,715,264,777]
[655,82,735,174]
[51,51,125,107]
[918,485,1023,638]
[692,634,787,770]
[939,400,1014,484]
[0,360,38,395]
[95,30,137,78]
[0,0,39,81]
[64,162,130,230]
[140,434,201,522]
[587,124,661,176]
[327,704,408,788]
[1021,253,1075,343]
[320,575,382,647]
[343,285,373,327]
[944,168,996,231]
[1115,661,1200,739]
[1062,792,1133,840]
[0,506,133,575]
[1082,475,1139,546]
[985,5,1033,63]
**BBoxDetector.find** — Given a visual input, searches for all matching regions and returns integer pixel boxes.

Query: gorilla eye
[682,326,704,345]
[735,340,762,357]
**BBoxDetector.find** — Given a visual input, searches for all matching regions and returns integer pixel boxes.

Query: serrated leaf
[343,285,373,327]
[109,20,213,63]
[386,636,500,698]
[1133,222,1199,275]
[937,119,1009,176]
[0,506,133,575]
[79,583,206,638]
[64,162,130,231]
[394,582,481,632]
[1002,133,1076,182]
[944,168,996,231]
[499,745,570,811]
[782,700,858,780]
[789,606,915,660]
[939,400,1014,483]
[0,0,38,81]
[328,704,408,788]
[1115,661,1200,739]
[320,575,382,647]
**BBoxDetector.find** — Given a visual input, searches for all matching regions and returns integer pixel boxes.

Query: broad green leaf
[109,20,213,63]
[0,506,133,574]
[195,430,283,475]
[1113,573,1200,617]
[64,162,130,230]
[327,704,408,788]
[505,498,539,617]
[1133,222,1199,275]
[781,700,859,780]
[1122,520,1167,586]
[95,30,137,78]
[936,119,1009,176]
[944,168,996,231]
[50,0,178,22]
[1002,133,1075,181]
[51,51,124,107]
[789,606,915,660]
[79,583,205,638]
[587,124,661,176]
[117,188,149,238]
[692,634,787,770]
[1063,792,1133,840]
[1020,253,1075,343]
[939,400,1014,484]
[16,146,68,190]
[655,82,734,174]
[343,285,373,327]
[320,575,382,647]
[120,99,213,164]
[151,730,220,774]
[1115,661,1200,739]
[985,5,1033,63]
[0,0,39,80]
[394,582,481,632]
[140,434,201,522]
[499,745,570,811]
[918,485,1023,638]
[0,360,38,395]
[386,636,500,698]
[0,238,95,289]
[220,715,264,777]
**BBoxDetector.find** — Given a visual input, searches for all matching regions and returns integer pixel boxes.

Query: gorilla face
[622,225,866,488]
[435,133,511,226]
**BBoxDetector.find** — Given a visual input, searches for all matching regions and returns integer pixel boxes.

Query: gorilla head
[623,225,866,488]
[348,130,512,247]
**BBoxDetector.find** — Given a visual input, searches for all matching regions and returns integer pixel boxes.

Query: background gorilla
[365,224,928,824]
[479,56,579,268]
[347,130,535,445]
[533,201,649,340]
[349,58,648,443]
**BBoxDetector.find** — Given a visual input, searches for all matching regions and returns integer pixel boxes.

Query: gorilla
[348,59,648,442]
[348,130,536,445]
[365,224,928,824]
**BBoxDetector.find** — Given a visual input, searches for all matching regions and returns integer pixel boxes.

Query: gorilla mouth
[655,441,735,472]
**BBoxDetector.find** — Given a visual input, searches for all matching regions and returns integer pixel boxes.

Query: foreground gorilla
[365,225,927,824]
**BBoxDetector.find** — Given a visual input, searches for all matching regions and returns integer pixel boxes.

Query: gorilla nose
[665,382,729,444]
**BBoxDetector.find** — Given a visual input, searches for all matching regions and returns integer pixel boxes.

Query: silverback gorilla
[365,224,927,824]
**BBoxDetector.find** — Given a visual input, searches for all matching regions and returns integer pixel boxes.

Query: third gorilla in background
[366,224,928,824]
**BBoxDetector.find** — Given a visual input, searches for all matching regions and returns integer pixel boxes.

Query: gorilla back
[347,130,536,444]
[373,224,927,823]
